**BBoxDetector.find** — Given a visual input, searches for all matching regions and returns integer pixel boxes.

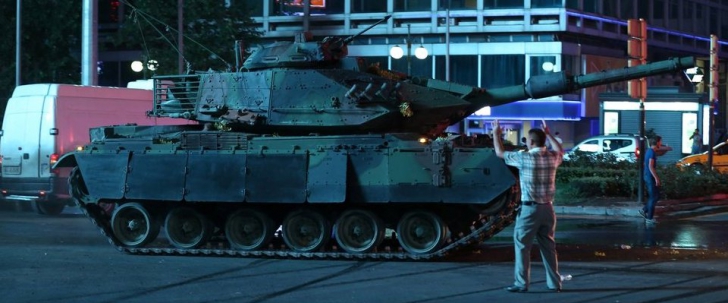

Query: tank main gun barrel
[459,56,695,112]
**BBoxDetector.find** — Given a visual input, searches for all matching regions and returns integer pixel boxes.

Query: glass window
[562,54,581,76]
[696,2,703,18]
[604,139,631,151]
[99,61,122,87]
[575,139,600,153]
[272,0,338,16]
[620,0,635,19]
[653,0,665,19]
[481,55,525,89]
[439,0,478,10]
[99,0,121,24]
[394,0,431,12]
[392,55,433,79]
[351,0,387,13]
[484,0,523,9]
[669,0,679,19]
[637,0,648,18]
[565,0,578,10]
[602,1,618,18]
[248,0,264,16]
[530,56,557,78]
[436,55,478,86]
[583,0,598,13]
[532,0,562,8]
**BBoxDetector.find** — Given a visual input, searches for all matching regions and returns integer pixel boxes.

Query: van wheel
[32,200,65,216]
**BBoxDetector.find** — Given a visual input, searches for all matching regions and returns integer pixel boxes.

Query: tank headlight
[76,146,84,151]
[419,137,428,144]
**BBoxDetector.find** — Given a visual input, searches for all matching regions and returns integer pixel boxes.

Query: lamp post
[390,24,428,75]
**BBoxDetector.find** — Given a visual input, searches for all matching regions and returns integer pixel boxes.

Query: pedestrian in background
[689,129,702,155]
[640,136,662,225]
[492,119,563,293]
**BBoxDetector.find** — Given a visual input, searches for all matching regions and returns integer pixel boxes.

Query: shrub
[557,156,728,202]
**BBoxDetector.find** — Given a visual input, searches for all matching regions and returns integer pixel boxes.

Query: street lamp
[390,24,428,75]
[131,59,159,79]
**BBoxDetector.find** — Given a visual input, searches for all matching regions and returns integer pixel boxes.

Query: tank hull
[60,129,520,259]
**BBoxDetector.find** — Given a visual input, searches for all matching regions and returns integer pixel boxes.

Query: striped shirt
[503,147,563,204]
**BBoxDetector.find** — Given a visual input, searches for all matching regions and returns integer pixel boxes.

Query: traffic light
[627,19,647,100]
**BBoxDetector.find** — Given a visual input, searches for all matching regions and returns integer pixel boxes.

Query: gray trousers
[513,203,561,289]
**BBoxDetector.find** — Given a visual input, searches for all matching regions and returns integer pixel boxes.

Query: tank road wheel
[225,209,275,250]
[164,207,214,249]
[281,209,331,252]
[111,203,160,248]
[334,210,384,253]
[396,210,448,255]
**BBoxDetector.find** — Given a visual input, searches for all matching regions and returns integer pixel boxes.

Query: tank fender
[53,152,78,169]
[71,151,131,200]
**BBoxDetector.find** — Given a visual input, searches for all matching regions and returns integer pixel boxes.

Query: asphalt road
[1,208,728,303]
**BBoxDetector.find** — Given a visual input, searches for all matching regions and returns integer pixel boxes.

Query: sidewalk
[557,194,728,219]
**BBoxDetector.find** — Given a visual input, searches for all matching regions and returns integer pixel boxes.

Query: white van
[562,134,643,162]
[0,82,191,215]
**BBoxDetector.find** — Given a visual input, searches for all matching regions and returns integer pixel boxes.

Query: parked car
[564,134,643,162]
[676,140,728,173]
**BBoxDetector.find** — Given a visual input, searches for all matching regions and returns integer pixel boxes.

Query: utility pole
[81,0,98,86]
[708,34,720,169]
[178,0,184,74]
[15,0,21,87]
[628,18,647,203]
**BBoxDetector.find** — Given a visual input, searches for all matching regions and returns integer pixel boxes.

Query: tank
[55,16,695,260]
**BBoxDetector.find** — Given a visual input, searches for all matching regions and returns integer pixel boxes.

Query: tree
[0,1,82,116]
[116,0,261,75]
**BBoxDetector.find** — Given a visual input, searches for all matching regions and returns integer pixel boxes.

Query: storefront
[599,87,708,163]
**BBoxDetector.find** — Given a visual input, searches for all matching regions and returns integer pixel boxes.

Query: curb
[558,196,728,218]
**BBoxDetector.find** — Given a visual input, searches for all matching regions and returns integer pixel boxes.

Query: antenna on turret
[323,15,391,60]
[340,15,391,46]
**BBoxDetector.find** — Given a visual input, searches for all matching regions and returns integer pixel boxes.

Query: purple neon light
[566,11,728,47]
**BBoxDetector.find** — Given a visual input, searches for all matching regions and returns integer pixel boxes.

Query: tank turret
[151,30,694,136]
[241,15,390,70]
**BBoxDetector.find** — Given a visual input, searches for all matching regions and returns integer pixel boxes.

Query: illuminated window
[604,112,619,135]
[394,0,431,12]
[682,112,698,154]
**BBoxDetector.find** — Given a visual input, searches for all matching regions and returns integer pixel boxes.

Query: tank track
[70,170,520,261]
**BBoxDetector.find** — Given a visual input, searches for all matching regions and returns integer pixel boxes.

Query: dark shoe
[638,209,647,219]
[505,285,528,292]
[547,287,562,292]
